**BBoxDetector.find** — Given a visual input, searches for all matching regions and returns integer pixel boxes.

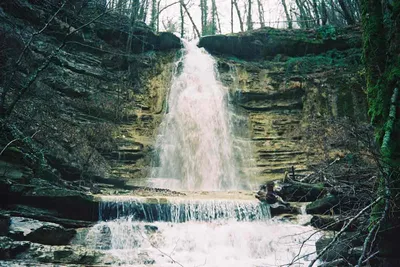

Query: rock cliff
[201,26,366,182]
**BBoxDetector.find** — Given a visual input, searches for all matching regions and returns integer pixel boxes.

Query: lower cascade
[85,196,320,266]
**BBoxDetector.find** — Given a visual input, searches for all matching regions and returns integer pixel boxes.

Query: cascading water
[150,41,243,191]
[86,196,320,267]
[84,41,320,267]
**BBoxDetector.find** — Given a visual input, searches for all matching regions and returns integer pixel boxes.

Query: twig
[0,129,40,156]
[4,7,113,117]
[0,138,18,156]
[137,229,184,267]
[307,196,383,267]
[0,1,67,110]
[356,176,391,266]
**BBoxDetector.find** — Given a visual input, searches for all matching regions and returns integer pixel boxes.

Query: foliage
[285,48,361,75]
[316,25,336,40]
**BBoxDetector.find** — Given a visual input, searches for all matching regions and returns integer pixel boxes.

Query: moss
[285,49,361,75]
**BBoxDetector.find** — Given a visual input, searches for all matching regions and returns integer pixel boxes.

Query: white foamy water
[151,41,248,191]
[99,196,270,222]
[87,218,319,267]
[86,196,320,266]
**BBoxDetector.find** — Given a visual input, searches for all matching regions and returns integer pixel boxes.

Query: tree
[180,1,185,38]
[359,0,400,264]
[150,0,157,30]
[246,0,253,30]
[200,0,208,35]
[281,0,292,29]
[210,0,217,34]
[233,0,244,32]
[256,0,265,27]
[179,0,200,38]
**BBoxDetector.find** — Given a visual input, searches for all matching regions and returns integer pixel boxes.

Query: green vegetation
[285,48,361,74]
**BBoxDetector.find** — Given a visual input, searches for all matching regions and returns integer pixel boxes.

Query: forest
[0,0,399,266]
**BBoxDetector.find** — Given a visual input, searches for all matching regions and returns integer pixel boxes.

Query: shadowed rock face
[198,26,361,60]
[9,217,76,245]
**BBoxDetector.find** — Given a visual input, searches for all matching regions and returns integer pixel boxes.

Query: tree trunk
[257,0,265,27]
[233,0,244,31]
[360,0,400,265]
[295,0,309,28]
[126,0,139,54]
[180,0,201,38]
[311,0,320,26]
[150,0,157,31]
[281,0,292,29]
[180,2,184,38]
[211,0,217,34]
[338,0,355,25]
[247,0,253,30]
[321,0,328,25]
[200,0,208,35]
[231,0,234,33]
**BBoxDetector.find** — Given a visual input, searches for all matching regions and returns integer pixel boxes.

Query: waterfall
[86,196,320,266]
[99,196,271,222]
[150,41,245,191]
[84,41,320,267]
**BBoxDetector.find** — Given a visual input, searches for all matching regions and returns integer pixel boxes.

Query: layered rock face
[0,0,180,189]
[200,27,367,182]
[0,0,367,192]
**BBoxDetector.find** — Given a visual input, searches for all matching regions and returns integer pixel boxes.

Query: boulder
[9,217,76,245]
[310,215,344,231]
[306,194,339,215]
[348,246,363,265]
[270,204,299,217]
[278,181,325,202]
[0,236,30,260]
[311,215,359,232]
[316,234,350,262]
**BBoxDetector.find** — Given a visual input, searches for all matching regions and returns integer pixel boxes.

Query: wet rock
[83,224,112,250]
[144,224,158,233]
[317,258,348,267]
[274,213,297,223]
[0,236,30,260]
[138,251,155,265]
[1,205,94,229]
[9,217,76,245]
[315,234,350,262]
[25,243,107,265]
[20,186,99,221]
[311,215,359,232]
[306,194,339,215]
[278,181,325,202]
[348,246,363,264]
[270,205,298,217]
[0,214,10,236]
[310,215,344,231]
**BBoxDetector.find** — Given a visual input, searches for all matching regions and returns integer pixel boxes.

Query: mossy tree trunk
[361,0,400,264]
